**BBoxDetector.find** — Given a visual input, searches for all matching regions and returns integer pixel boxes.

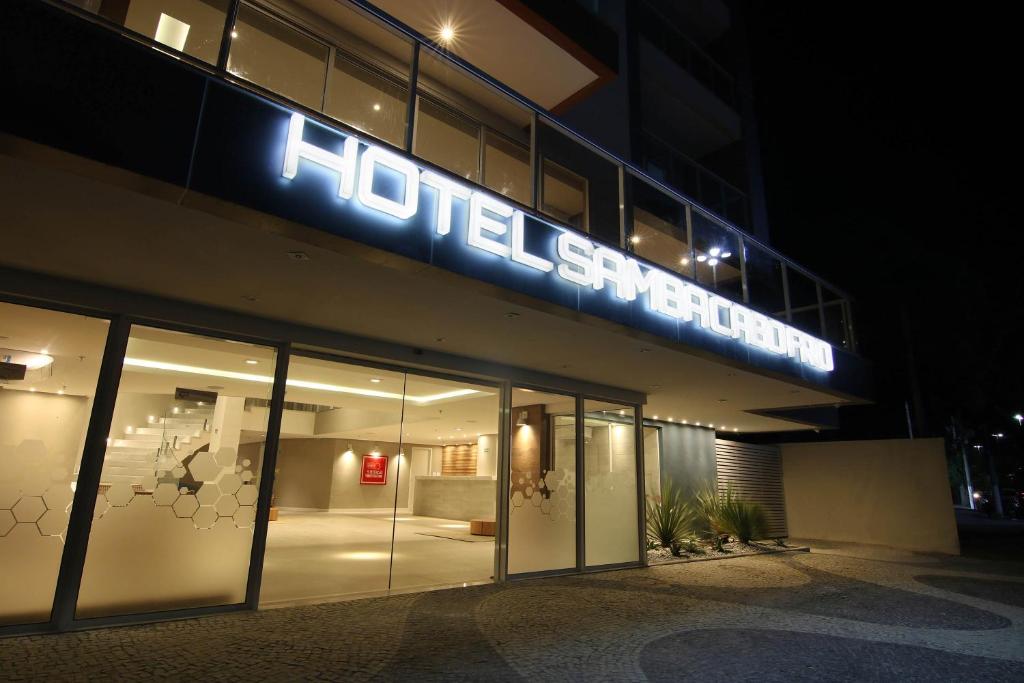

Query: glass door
[583,400,640,567]
[389,373,500,592]
[507,388,577,575]
[258,354,501,605]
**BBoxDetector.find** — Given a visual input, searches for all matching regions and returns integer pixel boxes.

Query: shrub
[695,484,767,544]
[646,479,698,549]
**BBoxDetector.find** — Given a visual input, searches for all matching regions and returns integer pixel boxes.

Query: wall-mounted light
[516,410,529,426]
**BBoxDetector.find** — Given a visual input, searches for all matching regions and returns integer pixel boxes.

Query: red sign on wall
[360,454,388,485]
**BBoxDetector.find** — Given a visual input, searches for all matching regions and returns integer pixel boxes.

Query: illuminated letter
[649,273,686,319]
[731,305,756,343]
[707,295,736,338]
[282,113,359,199]
[511,212,554,272]
[356,145,419,219]
[468,192,512,257]
[765,319,788,355]
[681,284,711,329]
[556,232,594,287]
[817,342,835,371]
[626,260,660,303]
[593,247,632,299]
[421,170,471,235]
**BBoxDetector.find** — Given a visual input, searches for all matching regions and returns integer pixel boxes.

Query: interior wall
[274,438,432,511]
[781,438,960,555]
[656,423,717,498]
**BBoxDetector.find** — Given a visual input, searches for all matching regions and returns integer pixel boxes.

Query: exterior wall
[657,423,717,497]
[781,438,959,555]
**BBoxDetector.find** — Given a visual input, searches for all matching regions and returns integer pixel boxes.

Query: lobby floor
[3,543,1023,681]
[260,510,495,605]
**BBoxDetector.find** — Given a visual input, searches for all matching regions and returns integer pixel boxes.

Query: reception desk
[413,476,497,521]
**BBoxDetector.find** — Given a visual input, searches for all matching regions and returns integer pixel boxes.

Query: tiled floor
[2,542,1023,681]
[260,510,495,605]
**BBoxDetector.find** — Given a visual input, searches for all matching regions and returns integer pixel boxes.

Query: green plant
[695,485,767,544]
[646,478,698,549]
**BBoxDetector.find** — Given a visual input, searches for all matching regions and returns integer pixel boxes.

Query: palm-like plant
[696,484,767,544]
[646,479,698,549]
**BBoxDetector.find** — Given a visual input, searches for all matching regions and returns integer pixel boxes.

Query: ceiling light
[231,29,238,39]
[245,359,259,365]
[709,247,721,257]
[680,257,689,265]
[373,103,381,111]
[58,387,65,395]
[733,428,738,432]
[697,254,707,263]
[709,423,715,429]
[652,415,659,420]
[695,421,701,426]
[682,419,688,424]
[708,258,720,267]
[122,357,480,404]
[29,387,36,392]
[630,235,640,244]
[370,378,381,383]
[439,23,456,44]
[721,251,732,258]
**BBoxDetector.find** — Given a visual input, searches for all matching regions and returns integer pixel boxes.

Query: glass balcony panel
[415,98,481,182]
[538,121,620,245]
[76,0,230,66]
[787,268,822,336]
[325,49,409,147]
[415,48,533,199]
[228,3,329,111]
[691,210,742,300]
[822,288,852,349]
[744,243,786,317]
[483,131,531,207]
[630,176,693,279]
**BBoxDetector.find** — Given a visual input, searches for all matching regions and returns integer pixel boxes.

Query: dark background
[745,4,1022,497]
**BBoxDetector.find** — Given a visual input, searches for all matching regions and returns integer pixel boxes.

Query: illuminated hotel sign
[281,114,834,372]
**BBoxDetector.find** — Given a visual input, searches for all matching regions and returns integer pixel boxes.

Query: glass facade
[0,300,643,630]
[66,0,855,351]
[77,326,277,618]
[0,303,108,626]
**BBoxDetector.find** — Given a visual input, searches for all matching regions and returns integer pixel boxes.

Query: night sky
[746,4,1021,449]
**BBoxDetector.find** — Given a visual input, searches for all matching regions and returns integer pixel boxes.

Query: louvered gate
[714,439,788,538]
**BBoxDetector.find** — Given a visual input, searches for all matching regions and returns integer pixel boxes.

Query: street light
[1013,413,1023,427]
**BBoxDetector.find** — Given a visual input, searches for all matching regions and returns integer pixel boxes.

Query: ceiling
[0,147,854,436]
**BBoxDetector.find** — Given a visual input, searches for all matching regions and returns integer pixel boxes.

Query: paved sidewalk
[2,543,1023,681]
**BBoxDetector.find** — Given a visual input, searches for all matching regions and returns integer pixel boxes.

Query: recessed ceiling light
[652,415,659,419]
[231,29,238,39]
[439,23,456,43]
[372,103,381,111]
[630,235,641,244]
[245,359,259,365]
[370,378,381,383]
[29,387,36,392]
[287,251,310,261]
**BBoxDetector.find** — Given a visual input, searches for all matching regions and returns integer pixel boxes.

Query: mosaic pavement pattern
[2,546,1023,681]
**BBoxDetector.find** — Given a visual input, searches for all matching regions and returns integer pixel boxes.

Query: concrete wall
[657,423,717,498]
[781,438,959,555]
[413,477,496,521]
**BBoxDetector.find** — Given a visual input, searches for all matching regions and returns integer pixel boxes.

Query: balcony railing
[53,0,856,352]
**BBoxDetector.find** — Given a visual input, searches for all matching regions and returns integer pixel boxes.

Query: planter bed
[647,540,810,566]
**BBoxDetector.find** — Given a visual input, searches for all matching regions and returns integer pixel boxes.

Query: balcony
[35,0,855,352]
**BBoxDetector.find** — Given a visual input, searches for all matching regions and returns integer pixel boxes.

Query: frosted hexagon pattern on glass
[192,506,218,530]
[105,482,135,507]
[152,483,179,506]
[36,509,68,537]
[215,495,239,517]
[214,447,237,469]
[188,451,220,482]
[196,483,220,506]
[172,494,200,519]
[0,483,19,509]
[236,484,257,506]
[0,509,15,536]
[233,505,256,528]
[218,473,242,495]
[43,484,74,512]
[12,496,46,523]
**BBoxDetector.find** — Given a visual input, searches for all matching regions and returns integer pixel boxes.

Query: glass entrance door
[258,354,499,605]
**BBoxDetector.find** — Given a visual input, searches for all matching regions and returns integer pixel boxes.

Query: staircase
[102,407,213,489]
